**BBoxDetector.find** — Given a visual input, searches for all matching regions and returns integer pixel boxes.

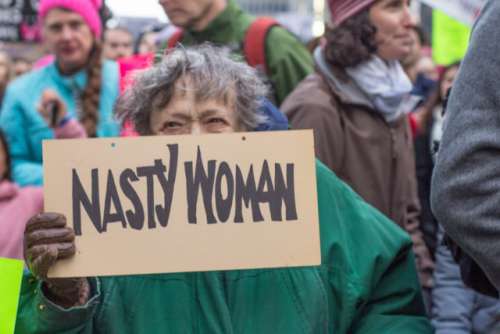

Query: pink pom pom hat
[38,0,103,38]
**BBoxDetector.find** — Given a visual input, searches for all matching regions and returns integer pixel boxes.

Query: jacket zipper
[389,127,397,219]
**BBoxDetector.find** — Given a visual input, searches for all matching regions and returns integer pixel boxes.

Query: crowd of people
[1,0,499,332]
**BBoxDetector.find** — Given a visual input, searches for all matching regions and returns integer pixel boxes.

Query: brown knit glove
[24,213,90,308]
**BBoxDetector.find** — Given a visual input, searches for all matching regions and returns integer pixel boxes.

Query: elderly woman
[282,0,433,295]
[17,46,431,333]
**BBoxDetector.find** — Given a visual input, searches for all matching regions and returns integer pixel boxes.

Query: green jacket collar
[186,0,246,43]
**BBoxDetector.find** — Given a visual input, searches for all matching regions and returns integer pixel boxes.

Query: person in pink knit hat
[282,0,435,312]
[37,0,103,40]
[0,0,120,187]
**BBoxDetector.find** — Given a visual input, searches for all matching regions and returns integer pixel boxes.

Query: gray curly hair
[115,45,269,135]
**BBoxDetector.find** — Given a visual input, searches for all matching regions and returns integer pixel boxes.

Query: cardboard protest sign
[0,257,24,334]
[43,130,320,278]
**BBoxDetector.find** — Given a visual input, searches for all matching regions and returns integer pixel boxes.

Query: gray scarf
[314,47,412,123]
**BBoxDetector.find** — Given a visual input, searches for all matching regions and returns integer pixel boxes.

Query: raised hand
[24,213,90,308]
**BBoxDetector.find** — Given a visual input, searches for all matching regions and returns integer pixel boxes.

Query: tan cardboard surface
[43,130,320,278]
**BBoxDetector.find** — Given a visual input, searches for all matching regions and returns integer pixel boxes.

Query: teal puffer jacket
[16,162,432,333]
[0,60,120,187]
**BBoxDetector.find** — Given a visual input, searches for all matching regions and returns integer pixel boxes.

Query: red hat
[328,0,377,26]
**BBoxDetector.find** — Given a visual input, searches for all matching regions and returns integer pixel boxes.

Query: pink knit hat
[38,0,103,38]
[328,0,377,26]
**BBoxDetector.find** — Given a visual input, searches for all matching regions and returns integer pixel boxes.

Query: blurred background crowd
[2,0,498,333]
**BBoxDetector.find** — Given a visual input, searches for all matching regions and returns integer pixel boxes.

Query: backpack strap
[167,29,185,50]
[243,17,280,74]
[165,18,279,73]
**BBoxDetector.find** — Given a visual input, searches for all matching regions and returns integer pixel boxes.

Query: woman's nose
[402,5,414,27]
[190,122,202,135]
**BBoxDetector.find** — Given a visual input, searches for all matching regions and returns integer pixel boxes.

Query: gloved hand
[24,213,90,308]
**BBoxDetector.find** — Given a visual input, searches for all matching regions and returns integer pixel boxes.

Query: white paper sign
[419,0,486,26]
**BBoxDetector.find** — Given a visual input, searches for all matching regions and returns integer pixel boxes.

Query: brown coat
[282,70,434,287]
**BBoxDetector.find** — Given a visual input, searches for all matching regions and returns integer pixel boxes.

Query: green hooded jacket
[16,161,432,333]
[160,0,314,106]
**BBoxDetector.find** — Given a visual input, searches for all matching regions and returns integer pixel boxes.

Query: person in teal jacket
[0,0,120,187]
[17,46,432,333]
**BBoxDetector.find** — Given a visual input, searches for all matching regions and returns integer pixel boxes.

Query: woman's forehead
[44,7,86,24]
[172,75,237,106]
[172,76,194,97]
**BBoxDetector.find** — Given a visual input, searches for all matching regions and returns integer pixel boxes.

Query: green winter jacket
[161,0,314,106]
[16,161,432,333]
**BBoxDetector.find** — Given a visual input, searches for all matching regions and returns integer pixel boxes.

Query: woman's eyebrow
[199,109,228,119]
[167,112,192,121]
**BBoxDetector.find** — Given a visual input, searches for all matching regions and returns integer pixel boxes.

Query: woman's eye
[166,121,182,128]
[388,0,402,8]
[159,121,183,133]
[70,21,83,31]
[207,118,227,125]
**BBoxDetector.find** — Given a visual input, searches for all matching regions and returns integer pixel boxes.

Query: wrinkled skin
[24,213,90,307]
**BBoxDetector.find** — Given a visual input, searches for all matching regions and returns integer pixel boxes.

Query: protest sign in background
[432,9,471,66]
[43,131,321,278]
[0,0,39,42]
[419,0,485,26]
[418,0,485,65]
[0,258,24,334]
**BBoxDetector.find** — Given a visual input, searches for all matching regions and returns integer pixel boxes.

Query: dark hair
[134,30,157,54]
[427,61,461,108]
[80,42,103,137]
[0,130,12,181]
[418,61,461,125]
[134,25,164,54]
[439,61,461,114]
[306,36,323,54]
[411,25,429,47]
[440,62,461,86]
[99,3,113,28]
[324,10,378,68]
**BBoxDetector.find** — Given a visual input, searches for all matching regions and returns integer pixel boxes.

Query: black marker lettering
[272,163,298,221]
[185,146,217,224]
[154,144,178,227]
[215,161,234,222]
[120,168,144,230]
[137,163,158,229]
[72,168,102,235]
[102,170,127,232]
[234,165,263,223]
